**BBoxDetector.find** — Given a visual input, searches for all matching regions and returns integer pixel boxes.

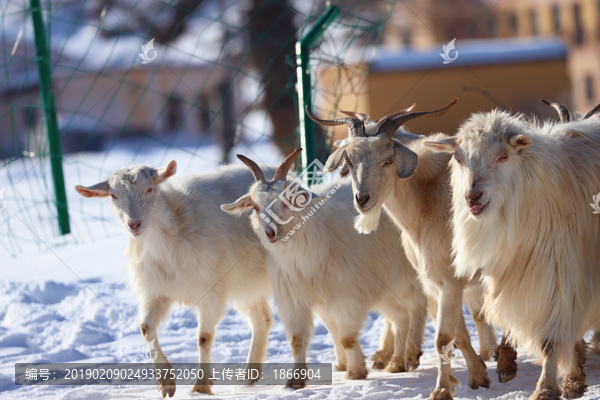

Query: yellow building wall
[319,59,569,146]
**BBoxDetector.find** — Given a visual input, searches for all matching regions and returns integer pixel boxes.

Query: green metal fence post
[296,5,340,185]
[30,0,71,235]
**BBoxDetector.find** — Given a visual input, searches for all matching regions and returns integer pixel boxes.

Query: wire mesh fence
[0,0,394,256]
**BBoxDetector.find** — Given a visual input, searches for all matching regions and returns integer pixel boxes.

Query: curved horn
[540,99,571,123]
[237,154,265,182]
[340,110,372,122]
[375,103,417,124]
[305,106,366,137]
[584,103,600,120]
[273,148,303,181]
[377,99,458,139]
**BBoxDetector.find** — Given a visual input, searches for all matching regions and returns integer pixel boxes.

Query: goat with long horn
[540,99,571,123]
[221,149,429,390]
[376,99,458,139]
[540,99,600,122]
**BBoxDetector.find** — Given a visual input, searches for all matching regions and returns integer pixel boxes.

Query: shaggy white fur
[426,110,600,400]
[326,130,503,400]
[75,163,274,397]
[222,151,428,389]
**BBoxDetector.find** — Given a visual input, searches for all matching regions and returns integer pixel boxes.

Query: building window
[586,75,595,102]
[530,9,539,35]
[574,3,584,44]
[24,107,38,129]
[487,15,497,36]
[197,100,210,132]
[402,30,412,47]
[509,12,519,35]
[166,96,182,132]
[552,4,561,32]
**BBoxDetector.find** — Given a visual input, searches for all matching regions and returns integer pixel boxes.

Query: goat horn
[540,99,571,123]
[375,103,417,125]
[377,99,458,139]
[237,154,265,182]
[305,106,366,137]
[340,111,372,122]
[584,103,600,120]
[274,148,303,181]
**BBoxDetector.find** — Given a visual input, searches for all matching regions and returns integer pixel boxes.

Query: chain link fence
[0,0,394,256]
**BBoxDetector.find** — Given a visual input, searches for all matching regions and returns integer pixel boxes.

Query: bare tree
[244,0,299,157]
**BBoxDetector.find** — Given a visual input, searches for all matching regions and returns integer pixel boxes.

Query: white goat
[424,104,600,400]
[337,105,423,177]
[221,149,428,388]
[75,162,274,397]
[308,101,518,400]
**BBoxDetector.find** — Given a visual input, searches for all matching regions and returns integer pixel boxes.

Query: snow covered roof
[370,38,568,72]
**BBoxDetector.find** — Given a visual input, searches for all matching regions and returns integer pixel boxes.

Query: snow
[0,2,599,397]
[3,140,600,400]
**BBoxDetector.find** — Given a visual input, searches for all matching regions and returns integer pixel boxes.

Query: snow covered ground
[3,140,600,400]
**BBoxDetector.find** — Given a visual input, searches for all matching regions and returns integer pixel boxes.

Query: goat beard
[353,206,382,234]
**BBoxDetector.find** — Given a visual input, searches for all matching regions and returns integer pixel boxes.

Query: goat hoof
[285,377,306,390]
[429,387,454,400]
[159,384,176,397]
[498,370,516,383]
[561,378,588,399]
[191,383,212,394]
[406,351,422,370]
[468,372,490,389]
[345,367,368,380]
[371,350,391,370]
[495,345,518,383]
[335,363,347,372]
[407,361,420,370]
[384,361,407,373]
[531,387,561,400]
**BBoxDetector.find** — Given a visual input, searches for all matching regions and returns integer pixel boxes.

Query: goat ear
[392,139,418,179]
[509,134,533,148]
[339,161,350,178]
[74,181,110,198]
[423,137,457,153]
[325,146,346,172]
[220,194,253,215]
[155,160,177,184]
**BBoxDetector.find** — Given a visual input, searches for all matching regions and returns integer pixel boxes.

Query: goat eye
[497,153,509,162]
[147,188,153,193]
[384,158,393,166]
[110,194,118,200]
[454,154,462,164]
[253,205,260,212]
[345,158,352,166]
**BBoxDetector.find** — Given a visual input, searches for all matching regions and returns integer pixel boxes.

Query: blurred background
[0,0,594,255]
